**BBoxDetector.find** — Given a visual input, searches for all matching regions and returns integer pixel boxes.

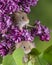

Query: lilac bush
[0,0,38,14]
[0,0,50,56]
[0,41,9,56]
[31,20,50,41]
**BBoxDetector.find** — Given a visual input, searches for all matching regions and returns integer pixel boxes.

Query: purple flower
[0,13,12,34]
[31,20,50,41]
[0,0,7,11]
[4,25,34,43]
[0,40,16,56]
[0,41,9,56]
[21,29,34,41]
[0,0,38,14]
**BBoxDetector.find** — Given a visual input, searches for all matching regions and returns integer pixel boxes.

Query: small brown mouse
[9,11,34,30]
[11,11,29,29]
[15,41,36,63]
[15,41,36,54]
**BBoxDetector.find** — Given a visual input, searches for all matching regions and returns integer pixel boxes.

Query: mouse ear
[17,10,25,14]
[30,42,36,49]
[7,12,20,18]
[7,10,24,17]
[15,42,22,48]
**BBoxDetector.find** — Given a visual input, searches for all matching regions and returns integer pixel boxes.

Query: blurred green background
[28,0,52,52]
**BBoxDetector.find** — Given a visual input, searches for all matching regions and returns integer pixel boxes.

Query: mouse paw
[23,55,28,63]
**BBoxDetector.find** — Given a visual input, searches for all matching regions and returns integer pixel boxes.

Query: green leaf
[43,45,52,64]
[38,53,48,65]
[34,55,48,65]
[3,48,24,65]
[0,56,3,64]
[28,61,32,65]
[0,64,3,65]
[12,48,24,65]
[30,48,40,56]
[3,55,17,65]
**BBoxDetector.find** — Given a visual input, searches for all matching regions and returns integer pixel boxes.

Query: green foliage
[0,56,3,64]
[34,56,48,65]
[12,48,24,65]
[30,48,40,56]
[28,61,32,65]
[3,55,16,65]
[3,48,24,65]
[43,45,52,64]
[2,46,52,65]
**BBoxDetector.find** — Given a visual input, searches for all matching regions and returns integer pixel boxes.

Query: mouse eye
[23,46,25,48]
[22,46,25,49]
[22,16,24,19]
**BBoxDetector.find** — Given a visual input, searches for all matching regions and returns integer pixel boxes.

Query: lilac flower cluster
[0,13,12,34]
[0,0,50,57]
[4,25,34,43]
[0,0,38,14]
[0,27,34,56]
[0,19,50,56]
[0,40,15,56]
[0,41,9,56]
[31,20,50,41]
[0,12,34,56]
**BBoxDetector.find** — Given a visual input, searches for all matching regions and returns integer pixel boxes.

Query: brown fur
[11,11,29,24]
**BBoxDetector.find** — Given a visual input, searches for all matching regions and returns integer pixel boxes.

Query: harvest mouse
[15,41,36,63]
[15,41,36,54]
[10,11,29,29]
[9,11,34,30]
[21,41,36,63]
[21,41,36,54]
